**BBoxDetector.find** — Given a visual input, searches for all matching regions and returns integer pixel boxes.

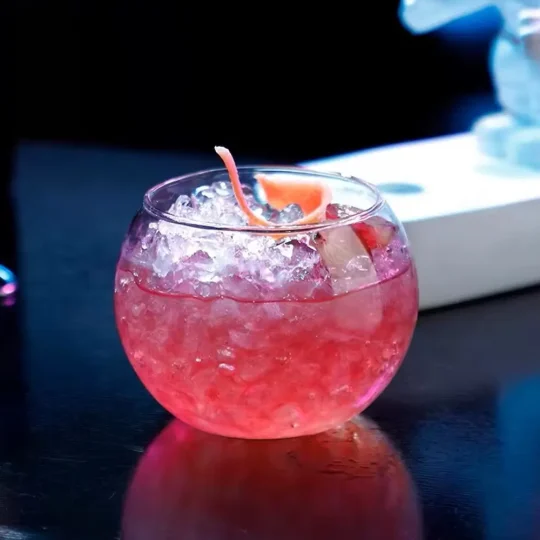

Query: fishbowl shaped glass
[114,166,419,439]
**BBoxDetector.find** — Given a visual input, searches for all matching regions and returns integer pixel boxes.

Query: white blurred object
[302,134,540,310]
[400,0,540,169]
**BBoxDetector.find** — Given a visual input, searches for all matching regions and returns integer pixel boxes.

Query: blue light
[0,265,17,297]
[436,6,501,43]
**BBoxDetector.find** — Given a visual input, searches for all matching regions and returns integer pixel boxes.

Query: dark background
[5,1,501,267]
[4,4,540,539]
[15,1,499,162]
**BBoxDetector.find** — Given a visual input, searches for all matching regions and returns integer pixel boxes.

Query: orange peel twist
[214,146,332,229]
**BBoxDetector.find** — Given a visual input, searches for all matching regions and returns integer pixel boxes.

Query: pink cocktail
[115,157,418,439]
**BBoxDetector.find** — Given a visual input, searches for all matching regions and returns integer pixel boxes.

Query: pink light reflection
[1,283,17,296]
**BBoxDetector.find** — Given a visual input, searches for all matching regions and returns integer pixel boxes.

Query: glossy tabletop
[1,142,539,540]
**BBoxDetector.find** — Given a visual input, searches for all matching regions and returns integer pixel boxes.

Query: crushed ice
[138,181,321,294]
[133,179,394,298]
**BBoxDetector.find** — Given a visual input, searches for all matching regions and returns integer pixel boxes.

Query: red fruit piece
[325,205,396,253]
[353,218,395,251]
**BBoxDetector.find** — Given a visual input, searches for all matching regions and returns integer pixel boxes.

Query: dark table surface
[1,141,539,540]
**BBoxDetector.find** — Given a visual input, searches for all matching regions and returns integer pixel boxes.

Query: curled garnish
[215,146,267,226]
[254,172,332,225]
[214,146,332,228]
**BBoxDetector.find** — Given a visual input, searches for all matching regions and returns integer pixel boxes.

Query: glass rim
[143,166,385,234]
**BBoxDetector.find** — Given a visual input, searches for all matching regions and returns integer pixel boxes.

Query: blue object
[400,0,540,169]
[486,377,540,539]
[436,6,500,43]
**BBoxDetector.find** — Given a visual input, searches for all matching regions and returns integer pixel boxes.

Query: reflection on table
[122,416,421,540]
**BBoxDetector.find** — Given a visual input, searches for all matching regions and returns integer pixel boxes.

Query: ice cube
[192,189,247,226]
[211,180,233,197]
[222,274,263,300]
[276,203,304,224]
[273,239,332,299]
[289,239,317,266]
[325,203,359,220]
[261,303,283,319]
[314,225,378,295]
[209,298,241,326]
[262,204,279,221]
[168,194,193,217]
[185,250,213,265]
[193,185,216,203]
[275,240,295,259]
[249,202,305,224]
[145,180,332,299]
[153,235,174,277]
[332,283,383,334]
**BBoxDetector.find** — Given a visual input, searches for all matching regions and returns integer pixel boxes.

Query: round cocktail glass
[114,166,418,439]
